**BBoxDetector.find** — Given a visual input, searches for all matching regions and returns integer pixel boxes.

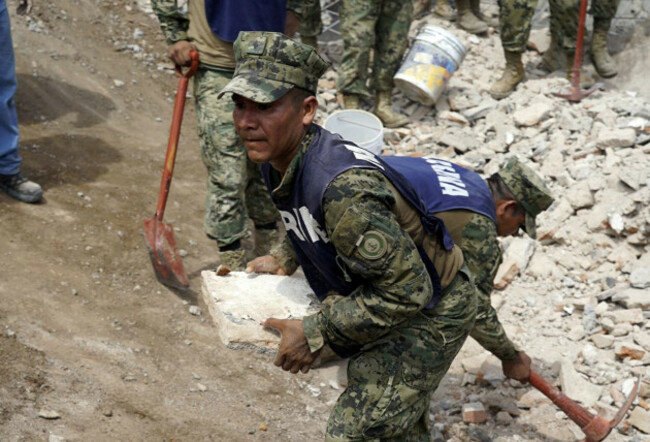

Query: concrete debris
[628,407,650,434]
[614,342,646,360]
[462,402,487,423]
[558,358,602,406]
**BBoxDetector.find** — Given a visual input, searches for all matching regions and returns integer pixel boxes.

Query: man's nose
[235,106,257,130]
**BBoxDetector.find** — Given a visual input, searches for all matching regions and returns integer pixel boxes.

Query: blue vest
[261,126,454,307]
[382,156,497,223]
[205,0,286,42]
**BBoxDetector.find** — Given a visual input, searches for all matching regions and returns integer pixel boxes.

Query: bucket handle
[335,116,382,132]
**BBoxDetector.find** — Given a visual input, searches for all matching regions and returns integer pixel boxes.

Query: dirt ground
[1,1,338,440]
[1,1,647,441]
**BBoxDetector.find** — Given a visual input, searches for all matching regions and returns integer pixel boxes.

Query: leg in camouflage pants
[591,0,619,30]
[326,271,477,441]
[193,67,278,247]
[497,0,579,53]
[337,0,413,97]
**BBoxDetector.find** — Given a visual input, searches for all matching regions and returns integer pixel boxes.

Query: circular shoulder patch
[357,230,388,260]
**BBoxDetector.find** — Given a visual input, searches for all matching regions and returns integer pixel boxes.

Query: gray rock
[566,180,595,210]
[628,407,650,434]
[559,358,602,406]
[591,334,615,349]
[633,332,650,351]
[611,287,650,309]
[513,98,555,127]
[630,267,650,288]
[595,128,637,149]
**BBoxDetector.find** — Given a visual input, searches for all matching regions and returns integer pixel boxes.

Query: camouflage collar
[270,124,316,201]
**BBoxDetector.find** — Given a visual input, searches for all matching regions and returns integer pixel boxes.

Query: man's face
[495,200,526,237]
[233,91,311,172]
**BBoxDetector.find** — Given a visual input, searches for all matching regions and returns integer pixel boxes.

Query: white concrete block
[201,270,319,351]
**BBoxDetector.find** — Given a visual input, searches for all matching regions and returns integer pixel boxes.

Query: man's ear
[495,199,518,216]
[301,96,319,126]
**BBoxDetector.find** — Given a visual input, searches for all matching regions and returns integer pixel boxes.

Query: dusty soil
[1,1,647,441]
[1,1,335,440]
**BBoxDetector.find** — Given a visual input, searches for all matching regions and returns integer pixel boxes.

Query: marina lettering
[425,159,469,197]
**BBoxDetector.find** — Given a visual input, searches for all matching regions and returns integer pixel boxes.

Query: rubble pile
[310,13,650,442]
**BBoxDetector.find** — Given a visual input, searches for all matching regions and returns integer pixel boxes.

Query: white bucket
[394,25,467,106]
[323,110,384,155]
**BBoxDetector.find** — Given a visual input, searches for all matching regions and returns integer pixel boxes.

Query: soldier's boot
[300,34,319,50]
[470,0,497,27]
[342,94,360,109]
[539,34,564,73]
[456,0,488,34]
[218,249,247,272]
[489,50,525,99]
[374,90,409,128]
[253,227,279,257]
[590,27,618,78]
[434,0,456,21]
[565,53,596,89]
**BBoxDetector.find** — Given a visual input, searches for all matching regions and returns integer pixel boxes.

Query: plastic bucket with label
[394,25,467,105]
[323,109,384,155]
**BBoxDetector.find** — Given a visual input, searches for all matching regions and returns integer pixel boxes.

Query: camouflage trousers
[337,0,413,96]
[326,270,477,441]
[591,0,620,29]
[498,0,581,52]
[298,0,323,38]
[193,67,278,246]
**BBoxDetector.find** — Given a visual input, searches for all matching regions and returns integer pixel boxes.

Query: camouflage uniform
[273,130,477,441]
[298,0,322,40]
[498,0,580,53]
[437,158,555,362]
[220,31,478,440]
[151,0,293,247]
[591,0,620,30]
[337,0,414,96]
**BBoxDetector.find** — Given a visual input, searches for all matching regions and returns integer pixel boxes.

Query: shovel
[529,370,640,441]
[143,51,199,289]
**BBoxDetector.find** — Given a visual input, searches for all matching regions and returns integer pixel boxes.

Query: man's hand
[167,40,197,67]
[16,0,32,15]
[502,351,531,383]
[263,318,321,374]
[285,11,299,37]
[246,255,287,275]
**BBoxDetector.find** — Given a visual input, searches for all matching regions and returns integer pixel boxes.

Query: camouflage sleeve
[463,214,519,361]
[270,235,300,276]
[302,169,433,353]
[150,0,189,45]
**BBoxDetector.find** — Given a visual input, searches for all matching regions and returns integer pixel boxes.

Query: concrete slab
[201,270,320,351]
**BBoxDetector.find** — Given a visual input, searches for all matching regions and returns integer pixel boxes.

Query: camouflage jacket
[269,126,440,354]
[436,210,519,361]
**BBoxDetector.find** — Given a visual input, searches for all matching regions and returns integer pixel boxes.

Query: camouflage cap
[218,31,329,103]
[498,158,554,238]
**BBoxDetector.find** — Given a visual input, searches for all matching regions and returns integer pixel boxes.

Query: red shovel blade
[143,218,189,289]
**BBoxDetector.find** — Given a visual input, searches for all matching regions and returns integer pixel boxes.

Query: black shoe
[0,172,43,203]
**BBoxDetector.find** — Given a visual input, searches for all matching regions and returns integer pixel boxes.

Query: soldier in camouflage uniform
[150,0,314,270]
[337,0,413,128]
[433,158,555,376]
[541,0,620,78]
[490,0,584,99]
[220,31,481,440]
